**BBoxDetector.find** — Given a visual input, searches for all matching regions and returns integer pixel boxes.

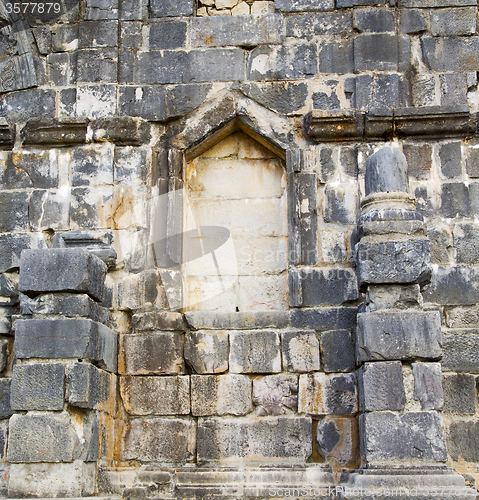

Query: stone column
[7,248,117,498]
[344,146,475,499]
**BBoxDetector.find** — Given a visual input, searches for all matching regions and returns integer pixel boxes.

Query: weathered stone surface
[15,319,118,373]
[443,373,476,414]
[412,362,444,411]
[354,9,394,32]
[430,8,476,36]
[440,182,479,218]
[321,330,356,373]
[0,273,18,298]
[423,266,479,305]
[229,330,281,373]
[185,311,289,330]
[276,0,334,11]
[281,331,320,372]
[19,249,106,302]
[7,413,76,463]
[422,37,479,72]
[442,333,479,372]
[298,373,358,415]
[121,417,195,462]
[359,361,406,412]
[357,311,442,361]
[0,338,8,373]
[445,305,479,328]
[184,330,228,374]
[191,374,252,416]
[131,311,186,331]
[356,239,432,287]
[364,146,409,195]
[21,118,87,146]
[119,332,185,375]
[285,12,353,39]
[439,141,462,178]
[91,116,151,146]
[291,307,357,330]
[197,416,312,462]
[453,223,479,264]
[316,416,358,467]
[0,379,11,418]
[0,89,56,123]
[149,20,187,50]
[0,192,28,232]
[318,39,354,74]
[150,0,194,17]
[448,420,479,462]
[354,34,402,72]
[253,374,298,415]
[11,363,65,411]
[364,284,423,311]
[360,411,447,463]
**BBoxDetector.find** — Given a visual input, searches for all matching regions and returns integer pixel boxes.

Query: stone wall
[0,0,478,497]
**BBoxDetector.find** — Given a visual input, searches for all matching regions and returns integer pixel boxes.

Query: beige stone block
[185,330,229,374]
[238,132,278,159]
[199,132,239,157]
[120,375,190,415]
[112,185,149,230]
[208,7,232,14]
[232,1,250,14]
[251,1,275,14]
[282,331,320,372]
[216,0,240,8]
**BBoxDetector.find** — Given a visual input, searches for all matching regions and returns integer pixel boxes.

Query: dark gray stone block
[47,53,77,86]
[412,362,444,411]
[423,266,479,305]
[0,89,56,123]
[359,361,406,411]
[0,192,28,232]
[19,248,107,302]
[318,147,337,182]
[68,362,113,412]
[448,420,479,462]
[90,116,150,145]
[184,331,228,374]
[7,413,76,463]
[422,37,479,72]
[300,268,359,306]
[164,84,212,120]
[364,284,423,311]
[15,318,118,373]
[324,184,358,224]
[399,9,428,34]
[119,85,166,120]
[431,7,476,36]
[291,307,357,330]
[454,223,479,264]
[191,15,282,48]
[297,173,318,264]
[321,330,356,373]
[0,273,17,298]
[440,73,468,107]
[443,373,476,414]
[318,39,354,74]
[150,0,194,17]
[276,0,334,11]
[439,142,462,179]
[466,143,479,178]
[149,21,187,50]
[229,330,281,374]
[354,9,395,32]
[120,21,142,48]
[360,411,447,463]
[285,12,352,40]
[1,151,59,190]
[338,0,387,6]
[440,182,479,218]
[76,48,118,83]
[11,363,65,411]
[399,0,475,6]
[184,311,289,330]
[131,311,186,332]
[0,234,47,274]
[442,333,479,372]
[354,34,399,72]
[197,416,312,461]
[79,20,119,48]
[0,379,11,418]
[316,416,358,467]
[357,311,442,361]
[365,146,409,195]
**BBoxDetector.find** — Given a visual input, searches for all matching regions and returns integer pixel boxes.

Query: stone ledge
[184,311,290,330]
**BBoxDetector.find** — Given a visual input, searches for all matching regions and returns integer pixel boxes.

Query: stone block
[412,362,444,411]
[285,12,352,39]
[115,269,166,312]
[321,330,356,373]
[445,305,479,328]
[0,273,18,298]
[191,14,282,47]
[427,221,453,264]
[299,268,359,306]
[364,284,423,311]
[120,21,142,48]
[354,34,399,71]
[191,374,252,416]
[316,416,358,467]
[356,239,432,287]
[360,411,447,463]
[466,144,479,178]
[338,0,387,6]
[443,333,479,372]
[403,143,432,180]
[121,417,195,462]
[291,307,357,330]
[85,0,118,19]
[440,73,468,106]
[0,379,11,418]
[318,39,354,74]
[229,330,281,373]
[253,374,298,415]
[120,375,190,415]
[357,311,442,361]
[440,182,479,218]
[0,89,56,123]
[184,330,228,374]
[79,20,119,48]
[353,9,395,32]
[70,144,114,187]
[19,249,106,302]
[247,44,318,81]
[7,413,76,463]
[324,184,358,224]
[400,0,475,5]
[281,331,320,372]
[0,192,28,232]
[76,48,118,83]
[298,373,358,415]
[0,339,8,373]
[149,20,187,50]
[448,420,479,462]
[131,311,186,331]
[15,319,118,373]
[164,83,213,120]
[431,7,476,36]
[69,362,115,413]
[150,0,194,16]
[197,416,312,462]
[28,190,70,231]
[119,332,184,375]
[454,223,479,264]
[11,363,65,411]
[276,0,334,10]
[439,141,462,178]
[359,361,406,411]
[443,373,476,414]
[364,146,408,195]
[423,266,479,305]
[91,117,151,146]
[422,37,479,72]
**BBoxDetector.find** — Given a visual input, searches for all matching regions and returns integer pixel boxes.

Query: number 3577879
[5,2,61,14]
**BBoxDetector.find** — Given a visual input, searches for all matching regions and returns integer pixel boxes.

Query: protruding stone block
[121,417,196,463]
[360,411,447,463]
[229,331,281,374]
[15,319,118,373]
[19,249,107,302]
[321,330,356,373]
[364,146,409,196]
[281,331,320,372]
[11,363,65,411]
[359,361,406,411]
[119,332,185,375]
[298,373,358,415]
[253,374,298,415]
[356,311,442,361]
[184,330,228,374]
[191,374,252,416]
[316,416,358,467]
[120,376,190,415]
[7,413,76,463]
[197,416,312,462]
[412,362,444,411]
